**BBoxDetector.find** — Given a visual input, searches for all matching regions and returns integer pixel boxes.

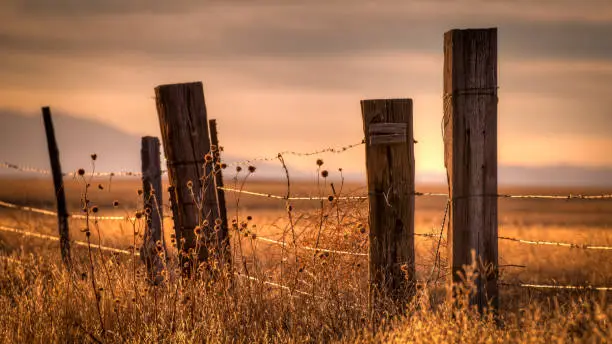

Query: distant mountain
[0,109,145,176]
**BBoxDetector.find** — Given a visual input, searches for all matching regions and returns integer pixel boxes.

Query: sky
[0,0,611,184]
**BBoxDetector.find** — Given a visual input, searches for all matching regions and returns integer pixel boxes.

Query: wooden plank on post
[154,82,220,273]
[140,136,166,283]
[42,106,71,268]
[443,28,498,311]
[361,99,415,316]
[208,119,231,269]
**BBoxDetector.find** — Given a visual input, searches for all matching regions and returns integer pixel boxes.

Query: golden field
[0,176,611,343]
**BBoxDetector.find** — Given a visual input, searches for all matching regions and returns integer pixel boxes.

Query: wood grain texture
[361,99,415,314]
[154,82,219,267]
[42,106,71,269]
[140,136,165,283]
[443,28,498,311]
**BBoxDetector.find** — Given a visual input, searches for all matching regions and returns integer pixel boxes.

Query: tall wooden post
[208,119,231,269]
[140,136,165,283]
[42,107,71,268]
[154,82,220,272]
[443,28,498,311]
[361,99,415,316]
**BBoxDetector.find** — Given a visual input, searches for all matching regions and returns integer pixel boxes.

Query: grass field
[0,177,611,342]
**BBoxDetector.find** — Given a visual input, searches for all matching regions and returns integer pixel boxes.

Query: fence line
[1,139,365,178]
[2,224,611,293]
[3,158,612,202]
[219,187,612,201]
[0,225,137,255]
[2,196,612,251]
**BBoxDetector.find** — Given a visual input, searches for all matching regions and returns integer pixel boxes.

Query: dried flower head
[112,200,119,207]
[135,211,143,219]
[316,159,324,166]
[194,226,202,236]
[91,206,99,213]
[91,153,97,161]
[77,168,85,176]
[210,144,218,152]
[215,218,222,225]
[220,163,227,169]
[186,180,194,189]
[246,215,253,221]
[137,189,143,196]
[321,170,329,178]
[248,166,256,173]
[205,154,213,163]
[328,195,334,202]
[98,184,104,190]
[236,166,242,173]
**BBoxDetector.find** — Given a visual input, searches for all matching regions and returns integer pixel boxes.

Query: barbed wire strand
[498,236,612,250]
[219,187,449,200]
[500,282,612,291]
[0,225,137,255]
[1,162,52,175]
[254,235,368,256]
[0,200,137,221]
[224,140,366,167]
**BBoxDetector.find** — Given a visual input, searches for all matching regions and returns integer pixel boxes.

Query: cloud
[1,1,612,61]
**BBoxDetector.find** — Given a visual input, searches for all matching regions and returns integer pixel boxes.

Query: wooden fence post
[42,106,71,268]
[154,82,220,273]
[208,119,231,269]
[140,136,165,283]
[443,28,498,311]
[361,99,415,316]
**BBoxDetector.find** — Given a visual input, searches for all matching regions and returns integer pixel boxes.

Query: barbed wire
[1,162,52,175]
[254,235,368,256]
[498,236,612,250]
[0,225,137,255]
[224,140,366,167]
[218,187,612,201]
[500,282,612,292]
[0,199,137,221]
[218,187,369,201]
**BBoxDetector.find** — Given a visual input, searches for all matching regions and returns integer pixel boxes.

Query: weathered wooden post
[361,99,415,316]
[154,82,220,272]
[42,106,71,268]
[443,28,498,311]
[140,136,166,283]
[208,119,231,269]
